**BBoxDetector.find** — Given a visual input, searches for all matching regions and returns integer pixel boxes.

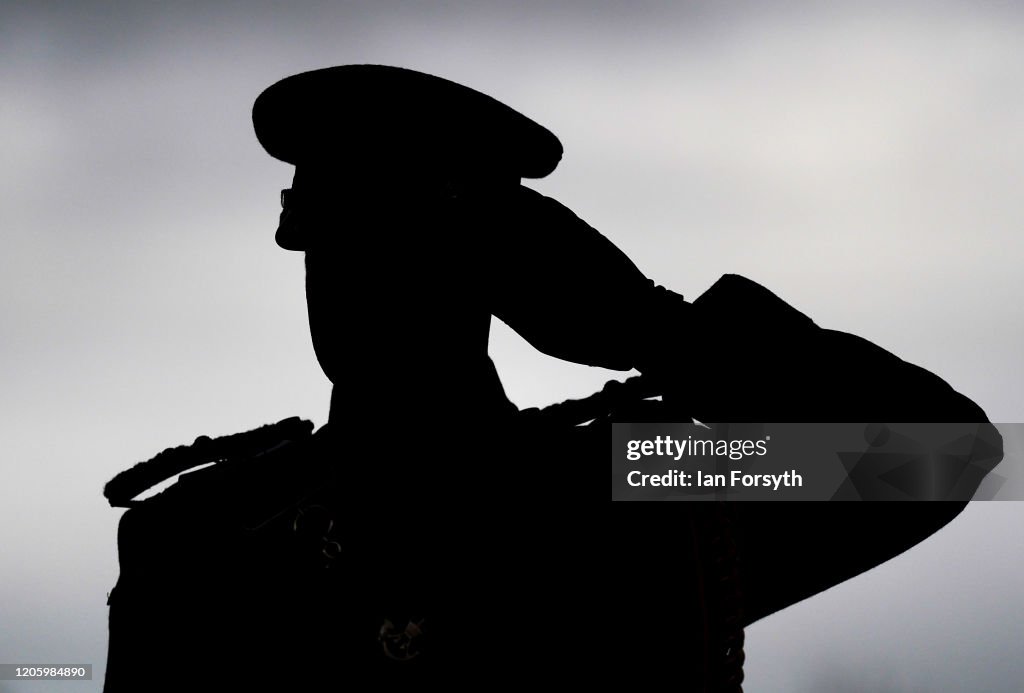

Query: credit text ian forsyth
[625,434,802,490]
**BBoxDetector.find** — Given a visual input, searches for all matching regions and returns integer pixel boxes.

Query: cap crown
[252,64,563,179]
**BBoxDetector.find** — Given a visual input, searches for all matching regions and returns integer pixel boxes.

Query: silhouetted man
[252,64,723,684]
[104,64,1000,693]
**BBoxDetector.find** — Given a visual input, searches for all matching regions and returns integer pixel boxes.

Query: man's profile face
[295,167,522,384]
[297,169,454,384]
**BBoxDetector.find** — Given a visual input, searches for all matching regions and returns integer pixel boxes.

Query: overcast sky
[2,2,1022,691]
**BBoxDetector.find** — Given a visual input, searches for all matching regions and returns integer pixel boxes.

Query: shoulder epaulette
[103,417,315,508]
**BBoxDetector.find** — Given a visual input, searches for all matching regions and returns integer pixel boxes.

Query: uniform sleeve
[476,185,689,372]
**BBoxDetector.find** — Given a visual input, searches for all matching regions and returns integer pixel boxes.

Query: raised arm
[469,184,690,374]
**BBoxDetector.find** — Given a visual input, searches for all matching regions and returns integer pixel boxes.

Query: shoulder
[104,417,318,509]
